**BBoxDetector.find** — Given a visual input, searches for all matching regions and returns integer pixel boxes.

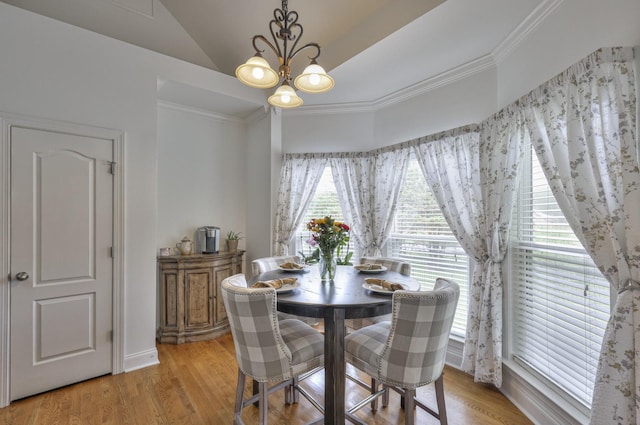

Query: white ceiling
[1,0,546,113]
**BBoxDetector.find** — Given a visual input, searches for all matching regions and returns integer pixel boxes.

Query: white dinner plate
[362,281,406,294]
[278,265,309,272]
[354,265,387,273]
[276,281,301,293]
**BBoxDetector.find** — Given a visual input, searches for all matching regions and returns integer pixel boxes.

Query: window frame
[506,139,611,414]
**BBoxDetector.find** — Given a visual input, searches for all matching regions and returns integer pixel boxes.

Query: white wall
[497,0,640,109]
[283,110,376,153]
[374,68,497,147]
[245,110,274,271]
[0,2,260,377]
[156,104,248,252]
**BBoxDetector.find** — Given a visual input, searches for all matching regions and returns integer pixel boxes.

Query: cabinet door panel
[185,269,213,329]
[163,272,179,328]
[213,265,233,324]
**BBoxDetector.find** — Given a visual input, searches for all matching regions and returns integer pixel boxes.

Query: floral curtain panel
[331,148,410,256]
[522,47,639,425]
[412,116,524,387]
[330,154,372,256]
[273,154,328,255]
[368,148,411,256]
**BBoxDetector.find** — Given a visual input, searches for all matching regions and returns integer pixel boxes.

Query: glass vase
[319,249,337,282]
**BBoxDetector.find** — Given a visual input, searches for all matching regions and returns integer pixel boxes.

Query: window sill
[501,359,590,425]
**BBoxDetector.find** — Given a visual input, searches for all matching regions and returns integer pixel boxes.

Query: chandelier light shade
[294,60,335,93]
[268,81,303,108]
[235,54,279,88]
[235,0,334,108]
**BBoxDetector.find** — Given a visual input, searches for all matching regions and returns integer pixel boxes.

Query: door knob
[15,272,29,281]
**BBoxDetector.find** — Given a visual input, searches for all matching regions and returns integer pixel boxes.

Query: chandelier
[235,0,334,109]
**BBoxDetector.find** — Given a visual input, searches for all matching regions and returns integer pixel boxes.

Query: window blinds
[511,144,610,408]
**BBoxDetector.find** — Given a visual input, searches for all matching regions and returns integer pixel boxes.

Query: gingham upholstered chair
[251,255,302,276]
[252,255,318,326]
[344,278,460,425]
[221,274,324,425]
[346,256,412,331]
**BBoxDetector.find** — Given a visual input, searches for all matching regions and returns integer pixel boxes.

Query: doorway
[0,116,125,406]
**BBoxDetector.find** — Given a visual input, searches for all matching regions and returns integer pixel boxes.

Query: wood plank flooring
[0,333,533,424]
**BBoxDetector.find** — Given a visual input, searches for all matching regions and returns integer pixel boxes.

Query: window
[510,141,610,409]
[294,160,469,338]
[389,156,470,337]
[294,167,351,261]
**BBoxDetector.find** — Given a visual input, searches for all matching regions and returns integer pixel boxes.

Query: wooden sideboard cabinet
[157,251,244,344]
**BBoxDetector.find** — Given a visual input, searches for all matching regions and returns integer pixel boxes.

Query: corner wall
[156,103,248,252]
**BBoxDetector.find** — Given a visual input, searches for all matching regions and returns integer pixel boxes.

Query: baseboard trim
[445,336,464,369]
[124,348,159,372]
[500,361,588,425]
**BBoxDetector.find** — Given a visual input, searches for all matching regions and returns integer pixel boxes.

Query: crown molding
[492,0,565,64]
[284,101,378,116]
[244,106,270,125]
[287,54,496,116]
[157,100,246,125]
[374,54,496,109]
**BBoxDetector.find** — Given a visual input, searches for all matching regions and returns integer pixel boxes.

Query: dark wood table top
[248,265,420,319]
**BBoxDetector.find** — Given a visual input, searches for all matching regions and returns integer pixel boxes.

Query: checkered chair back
[359,256,411,276]
[221,275,293,382]
[251,255,302,277]
[379,278,459,389]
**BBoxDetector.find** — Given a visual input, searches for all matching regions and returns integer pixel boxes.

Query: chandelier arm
[289,42,321,62]
[283,21,304,65]
[270,11,285,59]
[251,35,281,60]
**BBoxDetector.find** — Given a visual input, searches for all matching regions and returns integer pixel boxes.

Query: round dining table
[249,265,420,425]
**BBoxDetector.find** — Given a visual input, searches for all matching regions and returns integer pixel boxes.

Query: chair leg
[234,370,246,424]
[434,375,448,425]
[258,381,268,425]
[382,384,389,407]
[404,388,416,425]
[252,379,260,407]
[370,378,379,412]
[292,376,300,403]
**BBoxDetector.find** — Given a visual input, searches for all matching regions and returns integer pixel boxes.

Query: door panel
[39,151,94,282]
[10,126,113,400]
[38,294,95,360]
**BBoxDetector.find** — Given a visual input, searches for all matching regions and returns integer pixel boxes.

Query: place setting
[278,262,310,273]
[362,278,408,294]
[354,263,388,273]
[252,277,300,293]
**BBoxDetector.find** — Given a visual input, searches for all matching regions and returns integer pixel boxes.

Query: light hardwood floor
[0,333,533,424]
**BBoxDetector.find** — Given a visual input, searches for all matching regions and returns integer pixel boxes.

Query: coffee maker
[195,226,221,254]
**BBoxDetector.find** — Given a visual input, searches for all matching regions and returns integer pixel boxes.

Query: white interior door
[10,126,113,400]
